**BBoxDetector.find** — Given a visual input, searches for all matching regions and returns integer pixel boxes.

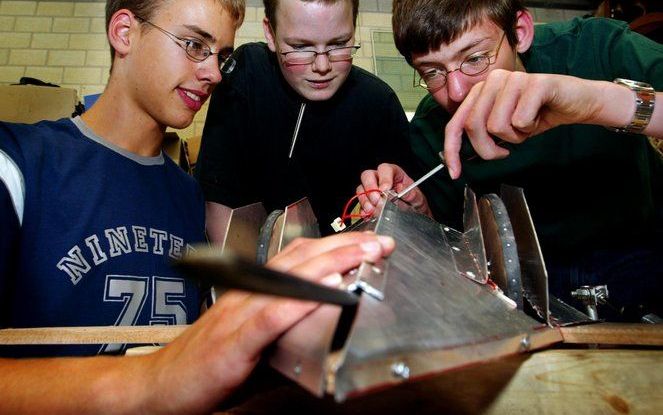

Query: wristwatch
[610,78,655,134]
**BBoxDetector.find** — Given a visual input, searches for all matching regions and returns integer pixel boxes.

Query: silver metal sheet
[549,295,595,326]
[269,304,344,396]
[478,194,523,308]
[500,185,550,324]
[273,197,321,253]
[457,187,489,283]
[332,200,550,401]
[221,202,267,260]
[268,197,556,402]
[346,197,392,300]
[211,202,266,301]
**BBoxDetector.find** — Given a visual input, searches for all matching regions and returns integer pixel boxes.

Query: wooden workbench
[219,348,663,414]
[1,324,661,413]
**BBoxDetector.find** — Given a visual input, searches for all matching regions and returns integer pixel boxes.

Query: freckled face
[265,0,355,101]
[412,19,517,115]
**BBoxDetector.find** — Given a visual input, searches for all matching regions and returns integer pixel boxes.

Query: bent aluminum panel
[346,197,394,300]
[273,197,321,253]
[549,295,594,326]
[332,200,549,401]
[268,196,558,401]
[459,187,489,283]
[500,185,550,324]
[334,327,562,401]
[220,202,267,259]
[269,304,344,396]
[211,202,266,301]
[479,194,523,308]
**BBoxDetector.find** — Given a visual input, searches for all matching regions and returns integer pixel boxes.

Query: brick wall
[0,0,589,139]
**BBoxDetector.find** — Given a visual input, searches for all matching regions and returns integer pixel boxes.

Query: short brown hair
[392,0,526,64]
[264,0,358,30]
[106,0,246,62]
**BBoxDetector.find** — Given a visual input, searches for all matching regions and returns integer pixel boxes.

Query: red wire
[340,189,382,223]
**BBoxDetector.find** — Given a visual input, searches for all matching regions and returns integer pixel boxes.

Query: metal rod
[396,162,445,199]
[289,102,306,158]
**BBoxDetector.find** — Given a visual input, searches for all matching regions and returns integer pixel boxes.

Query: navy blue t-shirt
[0,117,205,356]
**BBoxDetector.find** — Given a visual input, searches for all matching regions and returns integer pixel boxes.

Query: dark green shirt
[410,17,663,258]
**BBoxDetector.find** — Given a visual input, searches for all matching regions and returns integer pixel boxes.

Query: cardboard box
[185,135,202,166]
[0,85,79,124]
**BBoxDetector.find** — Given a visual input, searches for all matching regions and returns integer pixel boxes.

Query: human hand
[140,232,395,413]
[357,163,431,216]
[444,70,620,179]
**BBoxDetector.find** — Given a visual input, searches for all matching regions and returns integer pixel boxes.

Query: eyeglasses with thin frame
[268,22,361,65]
[278,44,361,65]
[134,15,236,74]
[413,31,507,92]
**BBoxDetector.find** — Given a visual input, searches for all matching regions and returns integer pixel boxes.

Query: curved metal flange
[478,193,524,309]
[256,209,284,265]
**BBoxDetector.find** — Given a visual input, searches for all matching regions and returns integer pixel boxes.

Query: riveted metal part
[390,362,410,380]
[520,335,531,351]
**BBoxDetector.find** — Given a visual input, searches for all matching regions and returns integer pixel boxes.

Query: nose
[197,55,223,86]
[445,70,471,104]
[311,52,332,74]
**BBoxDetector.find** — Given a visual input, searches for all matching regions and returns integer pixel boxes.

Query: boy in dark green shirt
[358,0,662,319]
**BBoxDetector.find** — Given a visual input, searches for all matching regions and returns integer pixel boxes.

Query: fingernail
[377,235,395,250]
[321,273,342,287]
[360,241,381,254]
[362,201,373,212]
[449,167,457,179]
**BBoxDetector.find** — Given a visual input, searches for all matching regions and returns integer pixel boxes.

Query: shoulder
[1,117,75,138]
[232,42,271,62]
[346,65,398,97]
[528,17,663,86]
[224,42,274,83]
[162,156,199,188]
[162,156,204,203]
[211,42,276,104]
[0,118,78,161]
[532,17,637,49]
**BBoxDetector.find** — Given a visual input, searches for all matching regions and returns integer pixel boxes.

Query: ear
[108,9,136,60]
[262,17,277,52]
[514,10,535,53]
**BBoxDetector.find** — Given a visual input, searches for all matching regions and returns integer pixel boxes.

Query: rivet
[391,362,410,380]
[520,335,531,351]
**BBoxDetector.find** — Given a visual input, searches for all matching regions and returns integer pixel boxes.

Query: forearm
[0,355,150,414]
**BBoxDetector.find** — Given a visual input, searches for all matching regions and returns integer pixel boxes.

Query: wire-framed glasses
[279,44,361,65]
[134,15,236,74]
[413,31,507,92]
